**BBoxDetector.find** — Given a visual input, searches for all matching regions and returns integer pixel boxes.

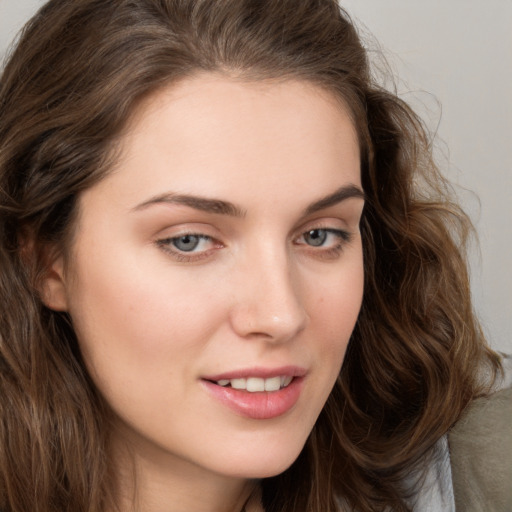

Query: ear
[39,253,69,312]
[18,229,70,312]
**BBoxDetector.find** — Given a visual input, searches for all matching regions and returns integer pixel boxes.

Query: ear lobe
[38,254,69,312]
[40,257,68,311]
[18,230,69,312]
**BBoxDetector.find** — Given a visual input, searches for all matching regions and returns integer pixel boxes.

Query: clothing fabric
[448,359,512,511]
[410,436,456,511]
[412,355,512,511]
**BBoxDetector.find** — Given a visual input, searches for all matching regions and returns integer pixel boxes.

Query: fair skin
[43,75,365,512]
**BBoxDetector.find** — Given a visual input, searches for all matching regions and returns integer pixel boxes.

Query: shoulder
[448,354,512,511]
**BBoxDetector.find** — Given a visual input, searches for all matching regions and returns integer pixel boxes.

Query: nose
[228,248,309,343]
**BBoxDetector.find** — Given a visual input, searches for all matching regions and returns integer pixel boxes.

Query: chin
[214,438,307,480]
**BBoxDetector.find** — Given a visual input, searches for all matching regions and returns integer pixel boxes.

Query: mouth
[201,367,306,419]
[210,376,294,392]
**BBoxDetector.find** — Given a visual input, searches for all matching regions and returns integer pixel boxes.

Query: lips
[201,366,306,419]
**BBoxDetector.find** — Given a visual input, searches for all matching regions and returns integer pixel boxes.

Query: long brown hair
[0,1,501,511]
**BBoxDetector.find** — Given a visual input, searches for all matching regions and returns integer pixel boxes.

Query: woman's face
[49,75,364,480]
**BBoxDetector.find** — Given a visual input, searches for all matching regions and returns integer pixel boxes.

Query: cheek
[66,249,227,388]
[311,255,364,338]
[304,254,364,389]
[66,261,230,438]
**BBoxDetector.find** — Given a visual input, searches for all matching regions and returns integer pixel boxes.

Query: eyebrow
[303,184,365,215]
[133,193,246,217]
[132,184,364,217]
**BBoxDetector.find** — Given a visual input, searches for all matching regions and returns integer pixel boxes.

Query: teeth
[246,377,265,392]
[231,378,246,390]
[215,376,294,392]
[264,376,281,391]
[282,376,293,387]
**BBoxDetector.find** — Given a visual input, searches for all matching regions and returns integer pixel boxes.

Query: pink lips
[201,366,306,420]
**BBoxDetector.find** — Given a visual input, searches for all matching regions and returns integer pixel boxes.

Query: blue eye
[157,234,216,260]
[171,234,203,252]
[296,228,352,258]
[304,229,329,247]
[156,232,222,263]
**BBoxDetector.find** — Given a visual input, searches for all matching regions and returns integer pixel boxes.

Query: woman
[0,1,506,511]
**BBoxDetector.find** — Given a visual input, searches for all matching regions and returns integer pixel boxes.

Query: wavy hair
[0,0,501,511]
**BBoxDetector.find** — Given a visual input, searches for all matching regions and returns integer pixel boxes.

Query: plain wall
[1,0,511,353]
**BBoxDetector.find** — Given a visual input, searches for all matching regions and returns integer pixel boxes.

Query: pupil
[173,235,200,252]
[306,229,327,247]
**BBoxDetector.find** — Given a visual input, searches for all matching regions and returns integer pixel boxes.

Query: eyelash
[294,228,352,260]
[156,234,220,262]
[156,228,353,263]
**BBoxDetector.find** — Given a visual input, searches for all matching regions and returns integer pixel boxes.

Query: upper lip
[202,365,307,381]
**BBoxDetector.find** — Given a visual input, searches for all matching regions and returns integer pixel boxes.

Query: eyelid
[155,228,224,263]
[294,227,352,246]
[294,216,352,238]
[292,218,355,260]
[153,218,356,263]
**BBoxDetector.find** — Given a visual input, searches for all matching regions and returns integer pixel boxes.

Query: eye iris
[305,229,327,247]
[172,235,200,252]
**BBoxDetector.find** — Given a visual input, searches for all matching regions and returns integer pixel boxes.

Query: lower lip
[202,377,304,420]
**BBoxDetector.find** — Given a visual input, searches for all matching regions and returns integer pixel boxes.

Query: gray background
[1,0,510,353]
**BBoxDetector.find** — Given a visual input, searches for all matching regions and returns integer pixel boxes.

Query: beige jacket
[410,356,512,511]
[448,383,512,511]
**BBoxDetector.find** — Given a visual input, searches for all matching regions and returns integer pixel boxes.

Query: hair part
[0,1,501,511]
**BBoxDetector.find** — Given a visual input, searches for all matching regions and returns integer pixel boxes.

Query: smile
[202,367,306,419]
[214,376,294,392]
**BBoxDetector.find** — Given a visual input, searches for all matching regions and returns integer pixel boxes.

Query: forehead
[125,74,358,145]
[83,74,361,212]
